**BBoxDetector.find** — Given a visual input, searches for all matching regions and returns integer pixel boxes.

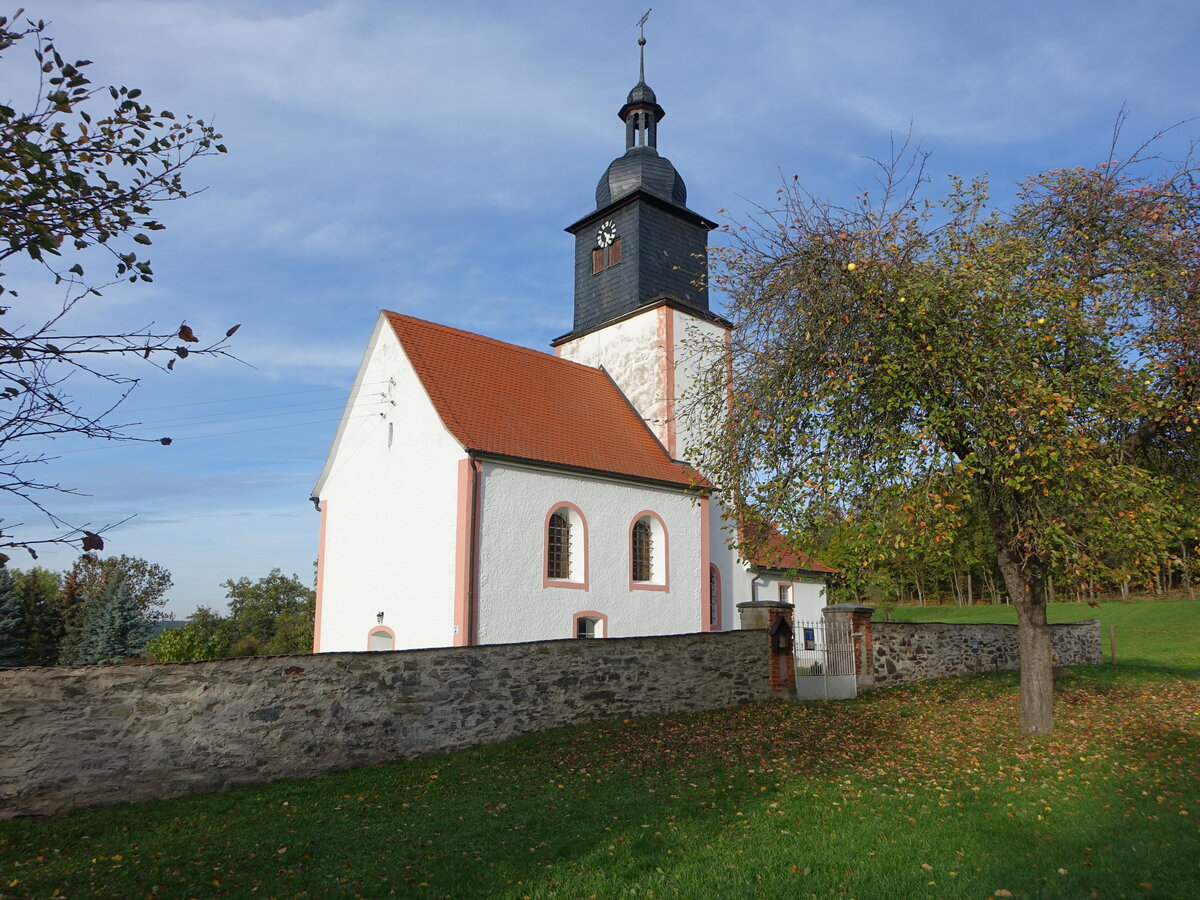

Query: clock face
[596,220,617,248]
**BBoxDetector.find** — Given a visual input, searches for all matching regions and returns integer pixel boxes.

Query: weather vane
[636,9,651,80]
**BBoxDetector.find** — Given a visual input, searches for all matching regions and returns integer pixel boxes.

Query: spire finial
[636,8,651,82]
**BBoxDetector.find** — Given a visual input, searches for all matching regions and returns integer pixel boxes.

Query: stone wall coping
[823,603,876,613]
[736,600,795,610]
[875,618,1100,628]
[0,627,762,675]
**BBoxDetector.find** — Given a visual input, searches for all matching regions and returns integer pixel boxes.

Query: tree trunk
[986,508,1055,734]
[982,568,999,604]
[1011,577,1054,734]
[967,570,974,605]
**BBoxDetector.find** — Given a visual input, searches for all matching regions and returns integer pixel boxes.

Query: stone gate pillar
[822,603,875,689]
[737,600,797,699]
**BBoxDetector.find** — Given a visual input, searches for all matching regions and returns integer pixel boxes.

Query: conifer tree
[59,574,151,665]
[15,567,63,665]
[0,567,25,666]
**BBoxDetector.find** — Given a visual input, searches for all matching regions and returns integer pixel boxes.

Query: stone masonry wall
[870,619,1102,687]
[0,630,766,818]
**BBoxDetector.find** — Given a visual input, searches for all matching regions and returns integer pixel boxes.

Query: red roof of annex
[385,312,710,490]
[739,520,837,575]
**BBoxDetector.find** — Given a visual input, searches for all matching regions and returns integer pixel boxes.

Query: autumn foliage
[694,138,1200,732]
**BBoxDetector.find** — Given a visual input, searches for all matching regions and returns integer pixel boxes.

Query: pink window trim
[707,563,722,632]
[628,510,669,592]
[543,502,589,590]
[366,625,396,650]
[572,610,608,639]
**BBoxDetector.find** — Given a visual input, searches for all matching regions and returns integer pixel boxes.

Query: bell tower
[554,22,730,461]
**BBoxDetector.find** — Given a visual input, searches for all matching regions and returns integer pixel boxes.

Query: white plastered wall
[748,572,827,624]
[671,312,730,467]
[557,308,669,450]
[559,306,827,631]
[314,315,464,652]
[474,460,704,644]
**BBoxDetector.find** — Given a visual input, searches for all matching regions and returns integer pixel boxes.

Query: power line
[117,397,391,431]
[30,409,389,454]
[118,381,390,414]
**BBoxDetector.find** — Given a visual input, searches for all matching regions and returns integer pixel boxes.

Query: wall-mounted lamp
[376,611,385,624]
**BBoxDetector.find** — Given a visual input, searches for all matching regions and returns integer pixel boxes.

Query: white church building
[311,47,831,653]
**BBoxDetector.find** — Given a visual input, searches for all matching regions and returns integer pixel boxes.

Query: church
[310,41,832,653]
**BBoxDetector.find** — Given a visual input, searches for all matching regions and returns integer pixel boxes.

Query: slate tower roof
[556,33,719,344]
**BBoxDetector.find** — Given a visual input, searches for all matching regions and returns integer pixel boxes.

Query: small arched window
[572,610,608,639]
[367,626,395,651]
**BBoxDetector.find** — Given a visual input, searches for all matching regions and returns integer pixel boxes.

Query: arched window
[629,511,668,590]
[632,519,653,582]
[708,564,722,630]
[366,626,395,651]
[572,610,608,639]
[544,503,588,588]
[547,512,571,580]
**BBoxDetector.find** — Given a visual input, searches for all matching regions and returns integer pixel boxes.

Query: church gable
[313,316,466,653]
[384,312,708,490]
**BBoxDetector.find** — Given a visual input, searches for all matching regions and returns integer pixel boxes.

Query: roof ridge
[380,309,712,491]
[383,310,606,376]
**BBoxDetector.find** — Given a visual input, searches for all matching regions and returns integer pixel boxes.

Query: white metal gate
[793,619,858,700]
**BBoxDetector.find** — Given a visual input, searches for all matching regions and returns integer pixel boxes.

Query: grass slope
[2,601,1197,899]
[887,597,1200,671]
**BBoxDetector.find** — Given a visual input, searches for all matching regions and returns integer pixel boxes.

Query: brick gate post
[822,603,876,689]
[737,600,796,699]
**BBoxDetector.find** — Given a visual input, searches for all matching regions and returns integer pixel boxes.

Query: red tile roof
[739,520,836,574]
[385,312,710,490]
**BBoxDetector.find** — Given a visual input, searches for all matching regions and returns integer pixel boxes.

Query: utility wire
[114,397,390,431]
[31,409,390,454]
[118,381,390,414]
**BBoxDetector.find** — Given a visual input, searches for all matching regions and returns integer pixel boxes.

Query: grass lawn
[886,596,1200,672]
[2,602,1197,899]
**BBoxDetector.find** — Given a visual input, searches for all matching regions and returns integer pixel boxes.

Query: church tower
[554,29,731,462]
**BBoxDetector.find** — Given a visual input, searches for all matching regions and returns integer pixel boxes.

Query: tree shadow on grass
[1056,660,1200,685]
[2,672,1196,898]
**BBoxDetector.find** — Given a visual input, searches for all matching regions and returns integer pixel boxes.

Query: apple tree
[693,139,1199,733]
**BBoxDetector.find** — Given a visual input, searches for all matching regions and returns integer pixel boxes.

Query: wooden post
[1109,624,1117,665]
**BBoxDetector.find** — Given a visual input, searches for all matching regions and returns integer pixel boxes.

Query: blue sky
[7,0,1199,616]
